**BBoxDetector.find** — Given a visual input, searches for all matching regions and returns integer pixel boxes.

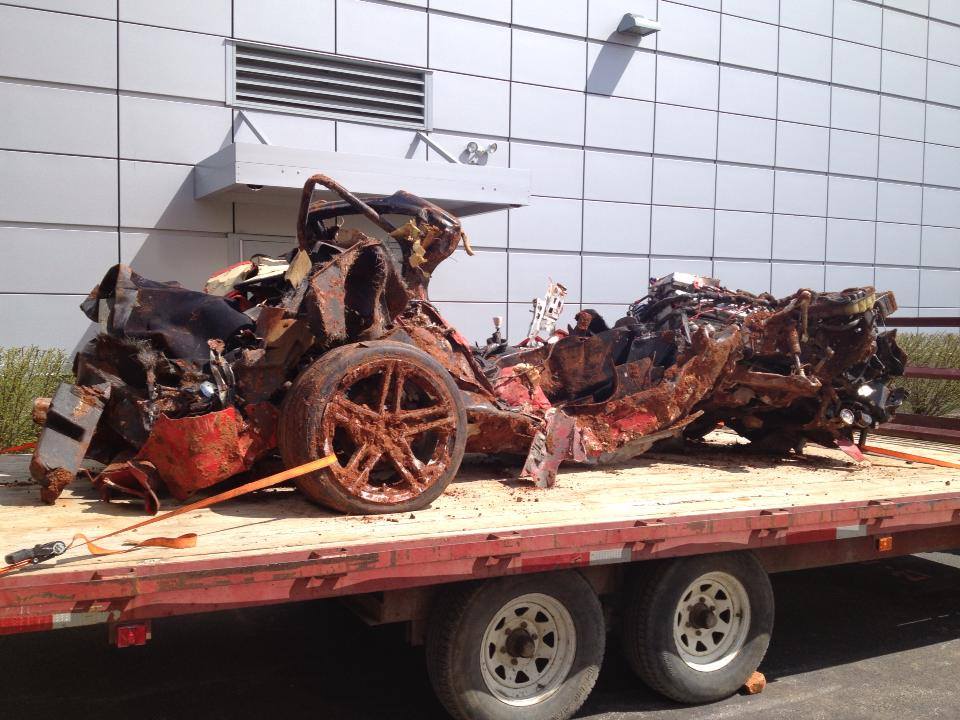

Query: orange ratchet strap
[863,445,960,470]
[0,441,36,455]
[0,455,336,576]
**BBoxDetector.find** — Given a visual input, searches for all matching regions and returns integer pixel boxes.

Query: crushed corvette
[29,174,908,515]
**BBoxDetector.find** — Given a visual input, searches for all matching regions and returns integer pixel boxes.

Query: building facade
[2,0,959,352]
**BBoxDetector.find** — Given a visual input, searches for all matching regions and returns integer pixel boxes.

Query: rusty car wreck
[29,174,908,515]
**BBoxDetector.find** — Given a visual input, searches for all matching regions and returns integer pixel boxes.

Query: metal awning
[194,143,531,217]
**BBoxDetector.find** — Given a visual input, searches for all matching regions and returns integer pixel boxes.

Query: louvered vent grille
[231,42,430,128]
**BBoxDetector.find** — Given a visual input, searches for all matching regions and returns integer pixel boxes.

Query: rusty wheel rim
[320,358,457,505]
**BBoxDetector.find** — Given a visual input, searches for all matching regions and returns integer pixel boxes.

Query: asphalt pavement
[3,552,959,720]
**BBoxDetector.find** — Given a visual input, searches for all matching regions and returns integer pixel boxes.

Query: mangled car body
[30,174,907,515]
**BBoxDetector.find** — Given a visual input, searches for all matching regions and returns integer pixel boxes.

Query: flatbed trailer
[2,433,959,719]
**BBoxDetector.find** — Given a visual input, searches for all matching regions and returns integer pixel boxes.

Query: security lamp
[465,141,498,165]
[617,13,662,36]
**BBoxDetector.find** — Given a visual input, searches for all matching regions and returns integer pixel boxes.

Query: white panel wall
[0,6,116,88]
[0,227,117,294]
[337,0,427,65]
[234,0,335,52]
[120,232,240,291]
[0,151,118,226]
[3,0,960,349]
[120,97,232,164]
[119,24,226,102]
[0,82,117,157]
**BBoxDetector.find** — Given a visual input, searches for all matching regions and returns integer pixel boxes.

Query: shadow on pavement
[582,552,960,718]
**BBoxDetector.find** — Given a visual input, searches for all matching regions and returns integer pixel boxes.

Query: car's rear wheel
[279,341,467,514]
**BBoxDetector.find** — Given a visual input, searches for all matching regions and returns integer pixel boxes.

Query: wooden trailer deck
[1,433,956,574]
[1,433,958,635]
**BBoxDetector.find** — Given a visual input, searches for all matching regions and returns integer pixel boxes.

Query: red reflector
[876,536,894,552]
[113,622,150,648]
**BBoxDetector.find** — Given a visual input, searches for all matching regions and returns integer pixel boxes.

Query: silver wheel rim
[479,593,577,706]
[672,571,751,672]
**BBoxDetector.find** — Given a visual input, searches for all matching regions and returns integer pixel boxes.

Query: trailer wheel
[279,340,467,514]
[427,572,604,720]
[621,552,773,704]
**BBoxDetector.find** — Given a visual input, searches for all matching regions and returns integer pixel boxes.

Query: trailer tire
[279,340,467,514]
[621,552,773,704]
[426,572,604,720]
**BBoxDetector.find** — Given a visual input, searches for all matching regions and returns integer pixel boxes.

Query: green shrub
[0,346,73,449]
[893,332,960,417]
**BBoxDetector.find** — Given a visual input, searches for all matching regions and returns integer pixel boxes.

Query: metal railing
[875,316,960,444]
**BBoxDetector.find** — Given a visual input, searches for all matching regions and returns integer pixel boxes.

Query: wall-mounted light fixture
[617,13,662,37]
[465,141,498,165]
